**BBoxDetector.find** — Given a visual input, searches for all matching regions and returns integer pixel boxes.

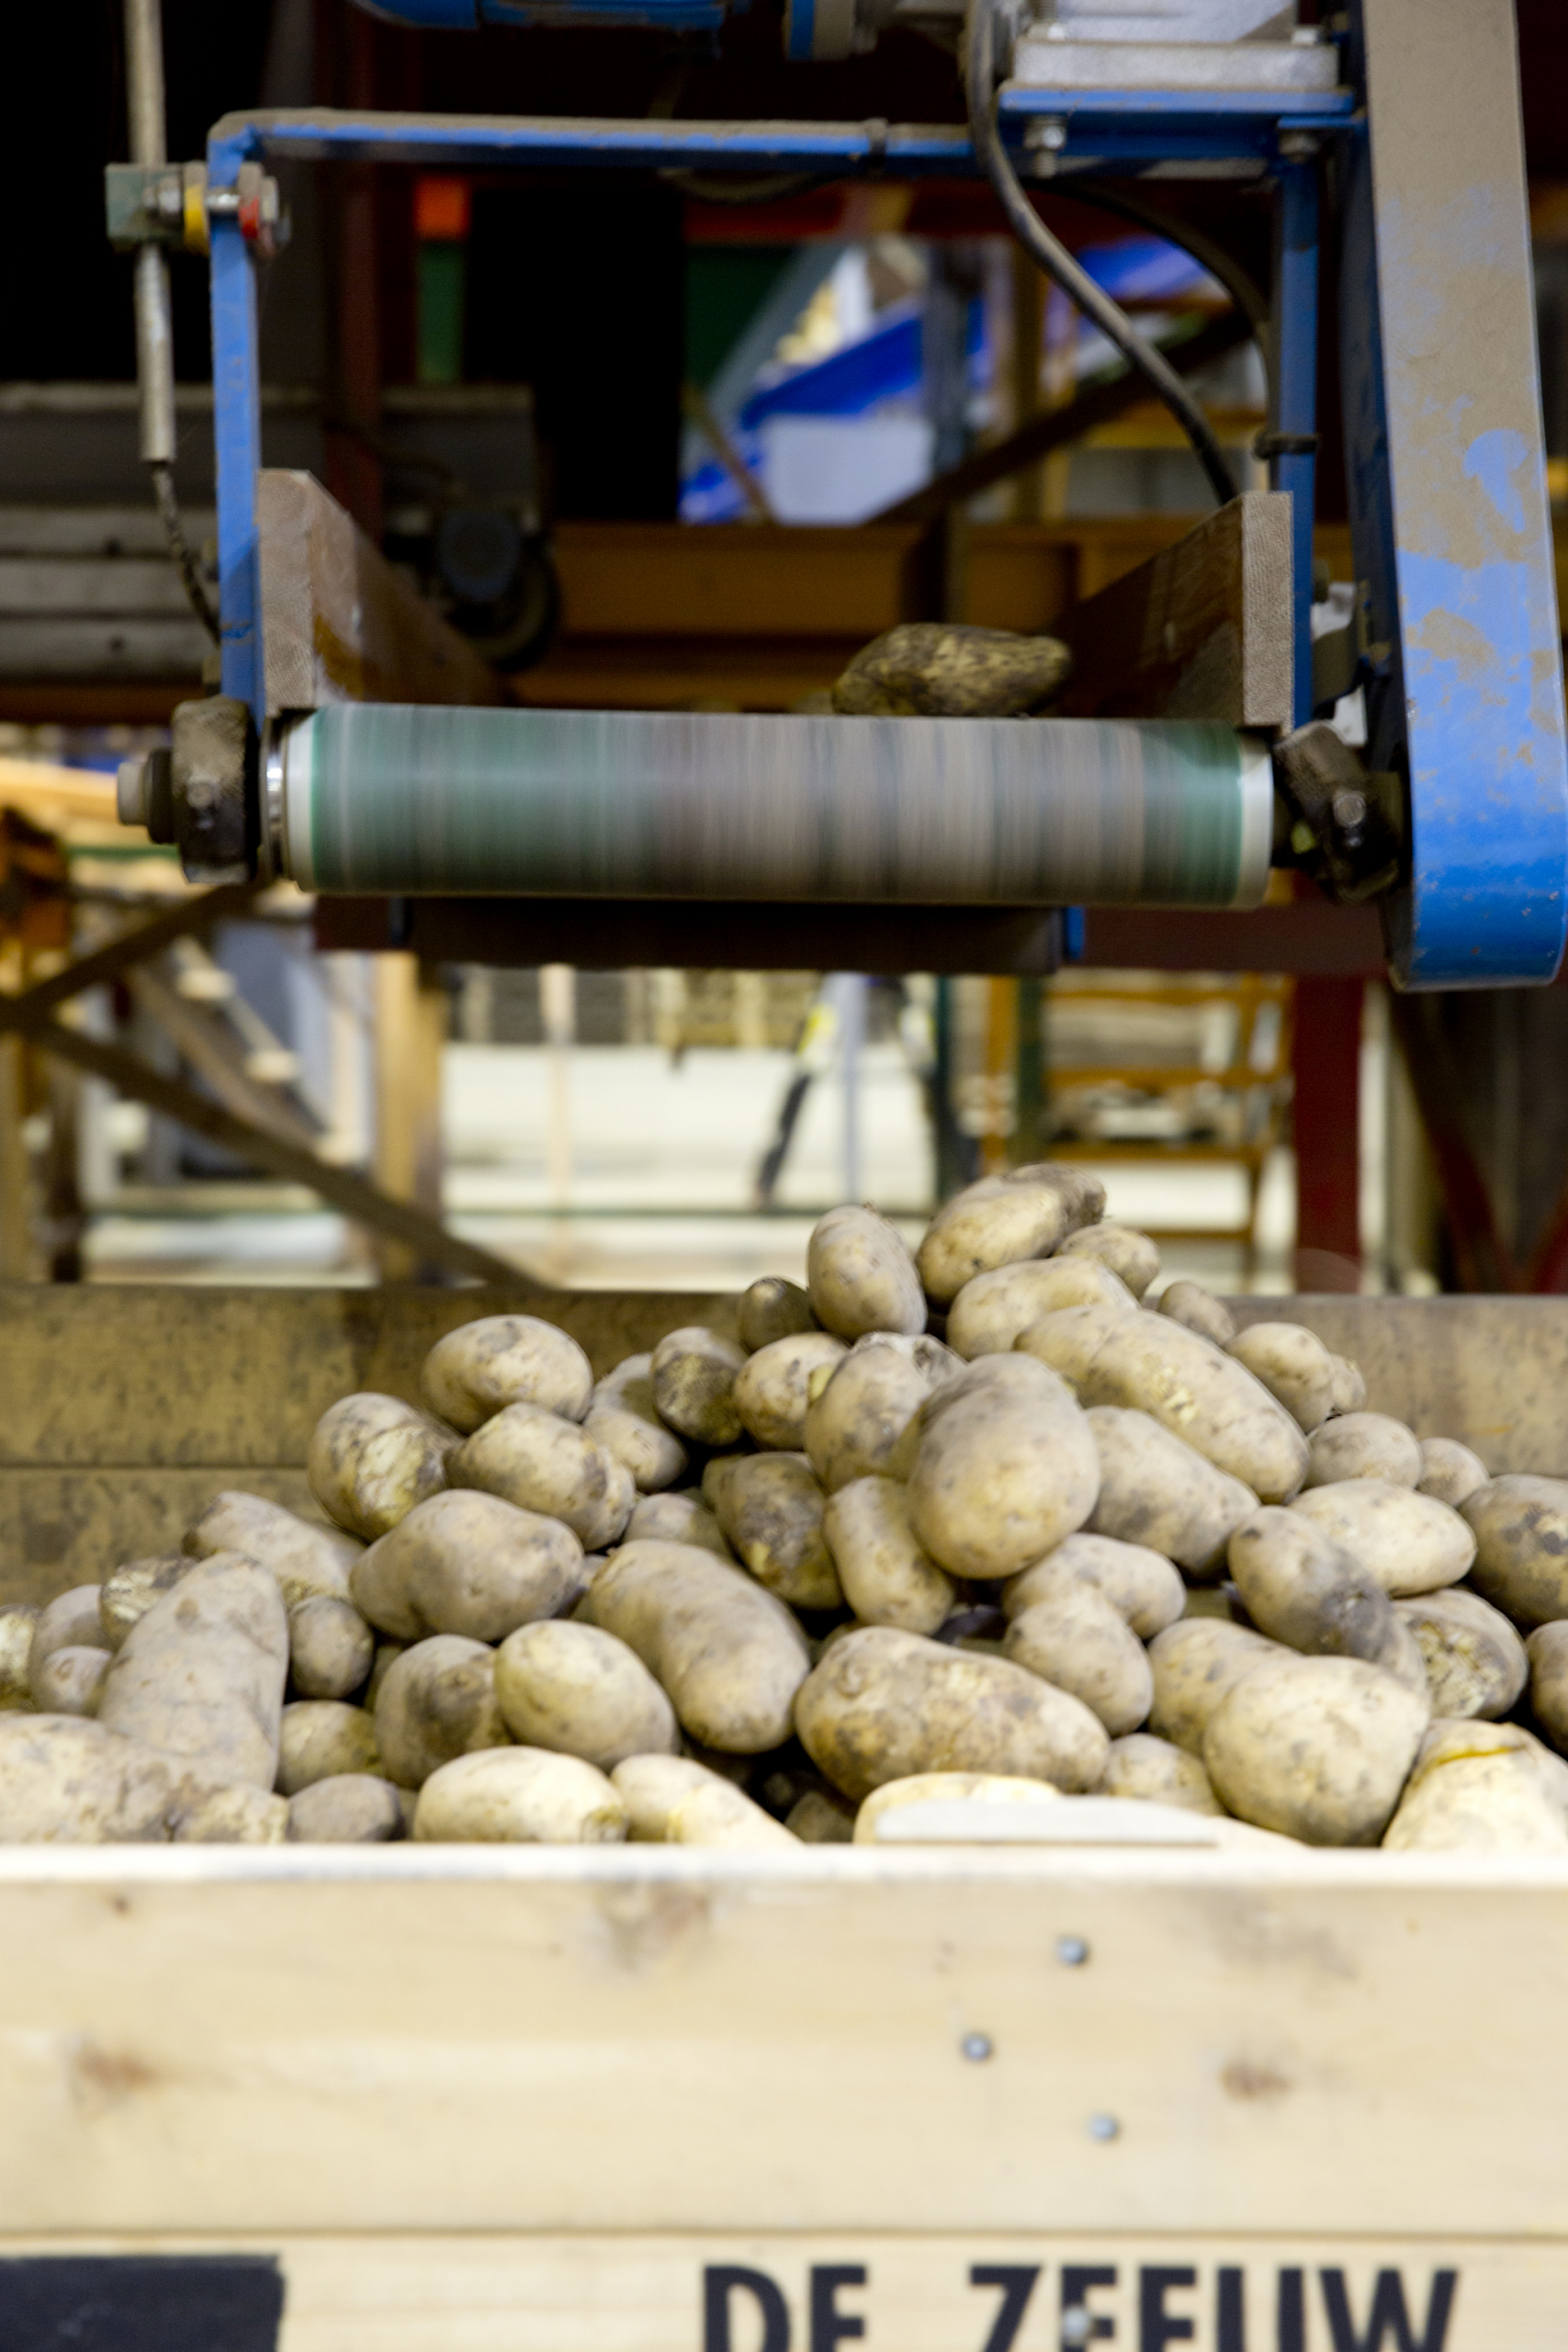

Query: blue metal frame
[1271,159,1318,729]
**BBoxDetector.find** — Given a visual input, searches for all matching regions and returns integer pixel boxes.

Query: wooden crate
[1,1285,1566,2351]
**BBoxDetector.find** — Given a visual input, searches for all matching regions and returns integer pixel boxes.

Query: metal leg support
[1271,156,1319,729]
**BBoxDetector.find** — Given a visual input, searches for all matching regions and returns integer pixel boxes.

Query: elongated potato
[309,1395,452,1542]
[0,1604,38,1707]
[592,1540,810,1753]
[1328,1354,1368,1414]
[1528,1622,1568,1754]
[612,1753,724,1839]
[1382,1719,1568,1852]
[288,1595,375,1701]
[1098,1732,1224,1815]
[288,1773,405,1843]
[422,1314,593,1433]
[1290,1479,1474,1597]
[169,1781,288,1845]
[1204,1654,1429,1845]
[29,1588,104,1690]
[908,1353,1099,1580]
[1057,1223,1160,1300]
[807,1204,925,1340]
[1085,1408,1257,1578]
[1146,1618,1280,1754]
[702,1453,841,1609]
[916,1164,1105,1306]
[97,1555,289,1789]
[34,1647,109,1717]
[277,1699,381,1793]
[186,1491,361,1606]
[738,1275,817,1353]
[1157,1282,1235,1347]
[450,1403,634,1552]
[1021,1308,1308,1503]
[734,1332,848,1451]
[100,1557,190,1651]
[666,1779,799,1849]
[625,1489,733,1560]
[1227,1322,1336,1432]
[803,1334,959,1492]
[822,1476,955,1634]
[1396,1587,1528,1721]
[1462,1476,1568,1628]
[1004,1583,1153,1737]
[494,1619,677,1768]
[947,1257,1135,1360]
[1227,1508,1425,1683]
[795,1624,1110,1800]
[1304,1413,1422,1489]
[1417,1437,1488,1510]
[352,1488,583,1645]
[1002,1532,1184,1641]
[0,1715,190,1842]
[373,1634,510,1789]
[650,1327,747,1446]
[854,1770,1064,1842]
[583,1356,689,1495]
[414,1747,626,1843]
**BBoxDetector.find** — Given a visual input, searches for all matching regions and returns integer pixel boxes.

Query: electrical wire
[149,460,220,645]
[964,0,1237,507]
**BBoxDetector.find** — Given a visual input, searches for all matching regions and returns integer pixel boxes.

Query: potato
[1227,1508,1426,1685]
[734,1332,848,1450]
[592,1540,810,1753]
[908,1353,1099,1580]
[277,1699,381,1793]
[1382,1719,1568,1852]
[1227,1322,1336,1432]
[33,1646,109,1717]
[625,1489,733,1560]
[1290,1480,1475,1597]
[1527,1622,1568,1755]
[366,1640,405,1711]
[611,1752,722,1838]
[822,1476,955,1634]
[288,1595,374,1701]
[450,1403,634,1552]
[1098,1732,1224,1815]
[0,1604,37,1707]
[0,1716,190,1841]
[1462,1476,1568,1628]
[1002,1532,1184,1641]
[29,1587,104,1689]
[494,1619,677,1769]
[650,1327,747,1446]
[1397,1588,1528,1721]
[309,1395,452,1542]
[1157,1282,1235,1347]
[414,1747,626,1843]
[352,1489,583,1645]
[186,1490,361,1605]
[665,1780,799,1849]
[803,1334,959,1492]
[786,1786,857,1842]
[1004,1584,1153,1737]
[421,1314,593,1433]
[1021,1308,1308,1503]
[372,1634,511,1789]
[1146,1618,1280,1754]
[1304,1413,1422,1489]
[807,1204,925,1340]
[1417,1437,1488,1510]
[739,1275,817,1353]
[703,1453,841,1609]
[1204,1654,1429,1845]
[1327,1354,1368,1414]
[916,1164,1105,1306]
[1085,1408,1258,1578]
[1057,1223,1160,1300]
[97,1555,289,1790]
[584,1355,688,1493]
[795,1624,1109,1801]
[287,1773,405,1843]
[947,1257,1136,1360]
[853,1770,1065,1842]
[100,1557,190,1651]
[169,1781,288,1844]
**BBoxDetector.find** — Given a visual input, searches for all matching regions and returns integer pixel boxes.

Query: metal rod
[124,0,166,167]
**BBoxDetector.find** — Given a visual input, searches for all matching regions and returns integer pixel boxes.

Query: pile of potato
[4,1161,1568,1853]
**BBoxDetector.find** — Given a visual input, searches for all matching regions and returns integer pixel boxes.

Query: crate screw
[1055,1934,1089,1966]
[1086,2111,1120,2141]
[961,2032,994,2063]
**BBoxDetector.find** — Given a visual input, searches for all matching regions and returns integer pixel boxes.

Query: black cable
[149,460,220,645]
[964,0,1237,508]
[1066,178,1271,344]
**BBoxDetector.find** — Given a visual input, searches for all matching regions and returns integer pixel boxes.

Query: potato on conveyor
[1227,1508,1426,1684]
[351,1488,583,1645]
[1004,1580,1153,1737]
[1204,1653,1430,1845]
[584,1355,690,1493]
[97,1554,289,1790]
[1098,1732,1224,1815]
[287,1773,405,1843]
[414,1747,626,1843]
[830,621,1071,720]
[822,1475,955,1634]
[591,1540,810,1753]
[372,1634,510,1789]
[33,1648,109,1717]
[1396,1587,1528,1721]
[185,1490,362,1606]
[1382,1719,1568,1852]
[277,1698,381,1793]
[494,1619,677,1770]
[650,1326,748,1447]
[421,1314,593,1433]
[1157,1281,1235,1347]
[624,1488,733,1559]
[288,1595,374,1701]
[1002,1532,1184,1641]
[1226,1322,1336,1432]
[1417,1436,1489,1510]
[803,1333,959,1492]
[916,1164,1105,1306]
[795,1624,1109,1801]
[450,1402,634,1553]
[1462,1476,1568,1628]
[908,1352,1099,1580]
[309,1394,453,1543]
[704,1453,841,1609]
[807,1204,925,1340]
[945,1256,1135,1360]
[1056,1223,1160,1300]
[0,1604,38,1708]
[1303,1412,1423,1489]
[100,1556,191,1650]
[1146,1618,1280,1755]
[853,1770,1065,1842]
[1290,1479,1475,1597]
[738,1274,818,1353]
[1526,1622,1568,1753]
[1083,1407,1256,1578]
[733,1331,848,1450]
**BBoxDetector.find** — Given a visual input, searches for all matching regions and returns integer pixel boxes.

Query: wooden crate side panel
[0,1469,314,1602]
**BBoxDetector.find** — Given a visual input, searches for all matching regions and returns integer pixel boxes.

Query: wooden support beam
[372,954,448,1282]
[126,967,323,1151]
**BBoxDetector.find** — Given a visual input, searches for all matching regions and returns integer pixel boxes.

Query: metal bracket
[105,161,285,259]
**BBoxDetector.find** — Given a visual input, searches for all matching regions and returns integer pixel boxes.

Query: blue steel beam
[1271,156,1318,728]
[209,211,264,713]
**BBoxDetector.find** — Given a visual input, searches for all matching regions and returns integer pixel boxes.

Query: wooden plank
[1055,493,1294,727]
[255,471,502,715]
[371,955,448,1282]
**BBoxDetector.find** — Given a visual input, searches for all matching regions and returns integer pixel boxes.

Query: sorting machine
[109,0,1566,989]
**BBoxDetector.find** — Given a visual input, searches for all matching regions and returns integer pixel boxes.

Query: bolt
[1024,117,1067,151]
[1055,1934,1089,1966]
[961,2032,994,2063]
[1332,788,1368,835]
[1086,2111,1120,2142]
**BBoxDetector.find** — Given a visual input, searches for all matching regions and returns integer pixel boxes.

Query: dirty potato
[1004,1581,1153,1737]
[1057,1223,1160,1300]
[186,1490,361,1605]
[822,1476,955,1634]
[908,1353,1099,1580]
[0,1715,191,1841]
[1157,1282,1235,1347]
[703,1453,840,1609]
[1146,1618,1281,1755]
[309,1394,453,1542]
[97,1555,289,1790]
[29,1588,104,1691]
[1382,1719,1568,1852]
[1304,1413,1422,1489]
[625,1489,734,1560]
[450,1403,634,1553]
[287,1773,405,1843]
[1417,1437,1489,1510]
[288,1595,375,1701]
[734,1331,848,1451]
[1228,1508,1426,1684]
[807,1204,925,1340]
[786,1786,858,1842]
[650,1327,748,1447]
[372,1634,511,1789]
[1098,1732,1224,1815]
[946,1257,1136,1360]
[277,1699,381,1794]
[916,1164,1105,1306]
[494,1619,677,1769]
[1002,1532,1184,1642]
[414,1747,626,1843]
[1204,1653,1429,1845]
[853,1770,1064,1842]
[1396,1588,1528,1721]
[1527,1622,1568,1754]
[1327,1354,1368,1414]
[738,1275,818,1353]
[352,1488,583,1645]
[33,1647,110,1716]
[421,1314,593,1433]
[610,1751,795,1847]
[1227,1323,1336,1432]
[1462,1476,1568,1628]
[1084,1408,1257,1578]
[803,1334,960,1492]
[0,1605,38,1707]
[100,1557,191,1650]
[1290,1480,1475,1597]
[584,1355,689,1494]
[592,1540,810,1753]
